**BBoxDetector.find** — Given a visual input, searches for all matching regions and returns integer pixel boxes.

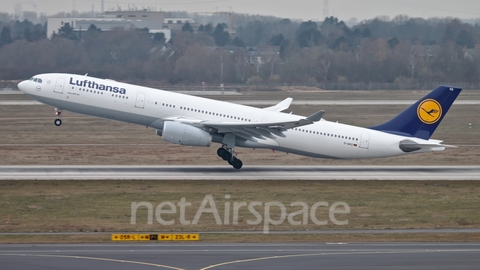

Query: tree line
[0,14,479,89]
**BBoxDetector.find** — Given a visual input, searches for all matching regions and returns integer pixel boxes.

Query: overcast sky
[3,0,480,22]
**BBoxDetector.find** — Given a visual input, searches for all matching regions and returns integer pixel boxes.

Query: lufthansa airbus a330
[18,73,461,169]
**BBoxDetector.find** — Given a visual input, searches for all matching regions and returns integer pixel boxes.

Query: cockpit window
[29,77,42,83]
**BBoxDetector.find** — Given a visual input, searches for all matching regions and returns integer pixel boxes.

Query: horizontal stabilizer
[399,139,455,153]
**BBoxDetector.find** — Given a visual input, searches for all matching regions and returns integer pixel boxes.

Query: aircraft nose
[17,80,28,93]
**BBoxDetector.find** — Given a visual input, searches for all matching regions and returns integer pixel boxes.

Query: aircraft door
[135,92,146,108]
[360,133,370,149]
[53,78,65,94]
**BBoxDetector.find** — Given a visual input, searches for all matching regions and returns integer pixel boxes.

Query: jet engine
[160,121,212,147]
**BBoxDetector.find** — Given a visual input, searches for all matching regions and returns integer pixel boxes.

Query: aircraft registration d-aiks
[18,73,461,169]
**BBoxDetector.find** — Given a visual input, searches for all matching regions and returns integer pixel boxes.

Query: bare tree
[408,45,418,86]
[318,49,332,84]
[232,49,249,83]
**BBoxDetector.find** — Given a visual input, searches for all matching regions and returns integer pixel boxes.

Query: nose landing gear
[54,108,62,126]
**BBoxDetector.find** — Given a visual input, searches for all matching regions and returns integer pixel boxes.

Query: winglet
[306,110,325,122]
[263,97,293,112]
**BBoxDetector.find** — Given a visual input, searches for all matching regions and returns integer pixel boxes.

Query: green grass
[0,180,479,235]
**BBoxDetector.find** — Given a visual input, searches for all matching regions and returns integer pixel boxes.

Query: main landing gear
[54,108,62,126]
[217,147,243,169]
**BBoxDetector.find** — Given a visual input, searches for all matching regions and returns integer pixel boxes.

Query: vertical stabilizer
[369,86,461,140]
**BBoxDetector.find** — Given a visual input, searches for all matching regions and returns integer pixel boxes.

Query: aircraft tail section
[369,86,462,140]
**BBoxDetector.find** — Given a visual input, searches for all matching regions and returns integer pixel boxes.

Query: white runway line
[1,165,479,180]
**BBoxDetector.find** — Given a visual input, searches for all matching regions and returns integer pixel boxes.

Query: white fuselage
[18,73,442,160]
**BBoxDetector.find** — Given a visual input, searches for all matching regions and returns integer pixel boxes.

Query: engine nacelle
[161,121,212,147]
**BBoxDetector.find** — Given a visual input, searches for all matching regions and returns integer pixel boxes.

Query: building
[47,10,179,41]
[163,18,198,32]
[105,10,165,21]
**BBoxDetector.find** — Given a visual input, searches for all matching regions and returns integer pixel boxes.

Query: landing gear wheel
[54,108,63,126]
[54,119,62,126]
[217,147,231,161]
[232,158,243,169]
[217,148,226,157]
[218,140,243,169]
[226,156,243,169]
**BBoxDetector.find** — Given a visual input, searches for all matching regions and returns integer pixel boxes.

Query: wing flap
[230,127,266,140]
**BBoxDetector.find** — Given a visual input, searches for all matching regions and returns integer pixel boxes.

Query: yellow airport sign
[172,234,199,241]
[157,234,172,241]
[138,234,150,241]
[111,233,199,241]
[111,234,139,241]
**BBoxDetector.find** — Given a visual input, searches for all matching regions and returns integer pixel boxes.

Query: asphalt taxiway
[1,243,479,270]
[0,165,480,180]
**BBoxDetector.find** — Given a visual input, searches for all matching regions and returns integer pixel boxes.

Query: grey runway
[1,243,479,270]
[1,165,480,180]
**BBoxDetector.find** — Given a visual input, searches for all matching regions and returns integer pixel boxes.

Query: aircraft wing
[199,110,325,141]
[263,98,293,112]
[161,110,324,142]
